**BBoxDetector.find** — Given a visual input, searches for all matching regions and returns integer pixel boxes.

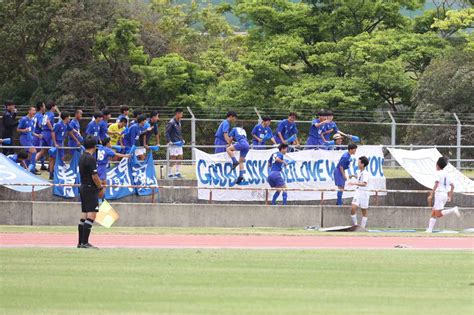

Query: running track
[0,233,473,250]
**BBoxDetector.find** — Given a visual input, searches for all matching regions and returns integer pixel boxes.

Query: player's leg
[360,208,368,228]
[235,143,249,184]
[168,154,177,178]
[227,145,239,169]
[426,193,448,232]
[440,206,460,218]
[174,147,184,177]
[350,202,358,225]
[272,187,282,205]
[281,186,288,205]
[334,169,345,206]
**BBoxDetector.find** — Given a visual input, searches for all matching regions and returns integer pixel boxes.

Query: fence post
[254,107,262,124]
[453,113,461,170]
[187,106,196,163]
[387,111,396,167]
[166,146,170,179]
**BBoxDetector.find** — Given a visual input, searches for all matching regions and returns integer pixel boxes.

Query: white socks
[441,207,457,216]
[361,217,368,228]
[427,218,437,232]
[351,215,357,225]
[175,164,181,174]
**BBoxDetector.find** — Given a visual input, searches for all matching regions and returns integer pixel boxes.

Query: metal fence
[1,106,473,171]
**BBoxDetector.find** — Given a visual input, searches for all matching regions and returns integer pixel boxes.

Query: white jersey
[355,169,369,192]
[353,169,370,208]
[435,169,452,194]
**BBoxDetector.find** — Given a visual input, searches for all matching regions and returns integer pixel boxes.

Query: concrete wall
[1,201,472,229]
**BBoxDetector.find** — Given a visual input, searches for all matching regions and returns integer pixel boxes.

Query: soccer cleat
[175,173,184,179]
[236,176,244,184]
[168,174,176,179]
[453,206,460,217]
[31,169,41,175]
[424,229,433,233]
[49,173,54,180]
[40,165,48,171]
[231,161,239,170]
[77,244,82,248]
[81,243,99,249]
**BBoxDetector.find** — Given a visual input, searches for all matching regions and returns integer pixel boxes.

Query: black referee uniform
[78,150,100,248]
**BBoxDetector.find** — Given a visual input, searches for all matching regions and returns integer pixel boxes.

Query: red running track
[0,233,473,249]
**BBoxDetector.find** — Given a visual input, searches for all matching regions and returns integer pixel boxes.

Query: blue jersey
[123,123,142,147]
[68,119,82,145]
[86,120,101,138]
[144,120,159,144]
[18,116,34,140]
[53,120,70,144]
[229,127,248,143]
[336,151,352,170]
[251,124,272,146]
[321,121,338,141]
[116,114,129,126]
[274,119,298,143]
[33,112,43,134]
[41,111,55,134]
[269,152,284,172]
[215,119,231,141]
[99,120,109,141]
[97,146,116,180]
[309,119,322,138]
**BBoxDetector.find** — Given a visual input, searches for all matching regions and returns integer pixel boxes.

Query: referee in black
[77,136,104,249]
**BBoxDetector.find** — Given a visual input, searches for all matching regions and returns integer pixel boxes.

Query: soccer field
[1,248,472,315]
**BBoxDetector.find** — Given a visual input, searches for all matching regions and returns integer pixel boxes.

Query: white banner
[388,148,474,194]
[195,146,386,201]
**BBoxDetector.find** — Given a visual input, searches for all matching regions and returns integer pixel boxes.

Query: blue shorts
[20,136,33,149]
[334,168,346,187]
[306,136,321,150]
[234,140,249,158]
[32,136,41,147]
[214,138,227,153]
[268,171,285,188]
[97,165,107,181]
[41,133,53,147]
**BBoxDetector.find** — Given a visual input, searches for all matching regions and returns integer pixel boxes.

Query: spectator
[50,111,71,180]
[251,116,276,150]
[99,108,111,142]
[108,117,127,147]
[274,112,299,147]
[2,100,18,155]
[166,108,184,178]
[33,102,47,170]
[68,109,83,151]
[85,112,103,142]
[143,110,160,148]
[17,106,41,174]
[214,111,237,154]
[116,105,130,126]
[39,101,57,171]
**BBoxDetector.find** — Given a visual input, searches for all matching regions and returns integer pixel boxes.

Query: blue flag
[104,157,135,200]
[131,151,159,196]
[53,150,81,198]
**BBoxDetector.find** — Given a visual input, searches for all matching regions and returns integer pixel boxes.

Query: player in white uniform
[426,157,460,233]
[348,156,370,227]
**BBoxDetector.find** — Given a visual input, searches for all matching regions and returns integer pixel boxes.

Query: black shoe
[32,169,41,175]
[236,176,244,184]
[231,161,239,170]
[77,244,82,248]
[49,173,54,180]
[81,243,99,249]
[40,165,48,171]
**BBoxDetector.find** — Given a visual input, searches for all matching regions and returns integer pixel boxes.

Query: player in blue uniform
[99,109,111,142]
[68,109,83,151]
[32,102,47,170]
[251,116,276,150]
[123,114,147,151]
[40,101,57,173]
[17,106,41,174]
[116,105,130,126]
[97,137,130,185]
[333,143,358,206]
[50,112,72,179]
[227,126,250,184]
[214,111,237,153]
[306,111,329,149]
[320,111,339,145]
[86,112,103,142]
[274,112,300,149]
[267,143,292,205]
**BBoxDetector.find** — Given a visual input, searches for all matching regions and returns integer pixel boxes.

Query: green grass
[1,225,470,237]
[0,248,472,315]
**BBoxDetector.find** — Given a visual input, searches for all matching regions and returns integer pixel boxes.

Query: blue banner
[104,157,135,200]
[53,150,81,198]
[0,153,50,192]
[131,151,159,196]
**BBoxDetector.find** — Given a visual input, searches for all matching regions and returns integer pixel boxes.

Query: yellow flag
[95,200,119,228]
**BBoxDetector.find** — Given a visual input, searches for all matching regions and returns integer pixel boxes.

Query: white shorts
[352,192,369,209]
[168,145,183,156]
[433,192,448,210]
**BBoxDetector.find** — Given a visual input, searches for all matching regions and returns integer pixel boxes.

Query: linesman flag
[95,200,119,228]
